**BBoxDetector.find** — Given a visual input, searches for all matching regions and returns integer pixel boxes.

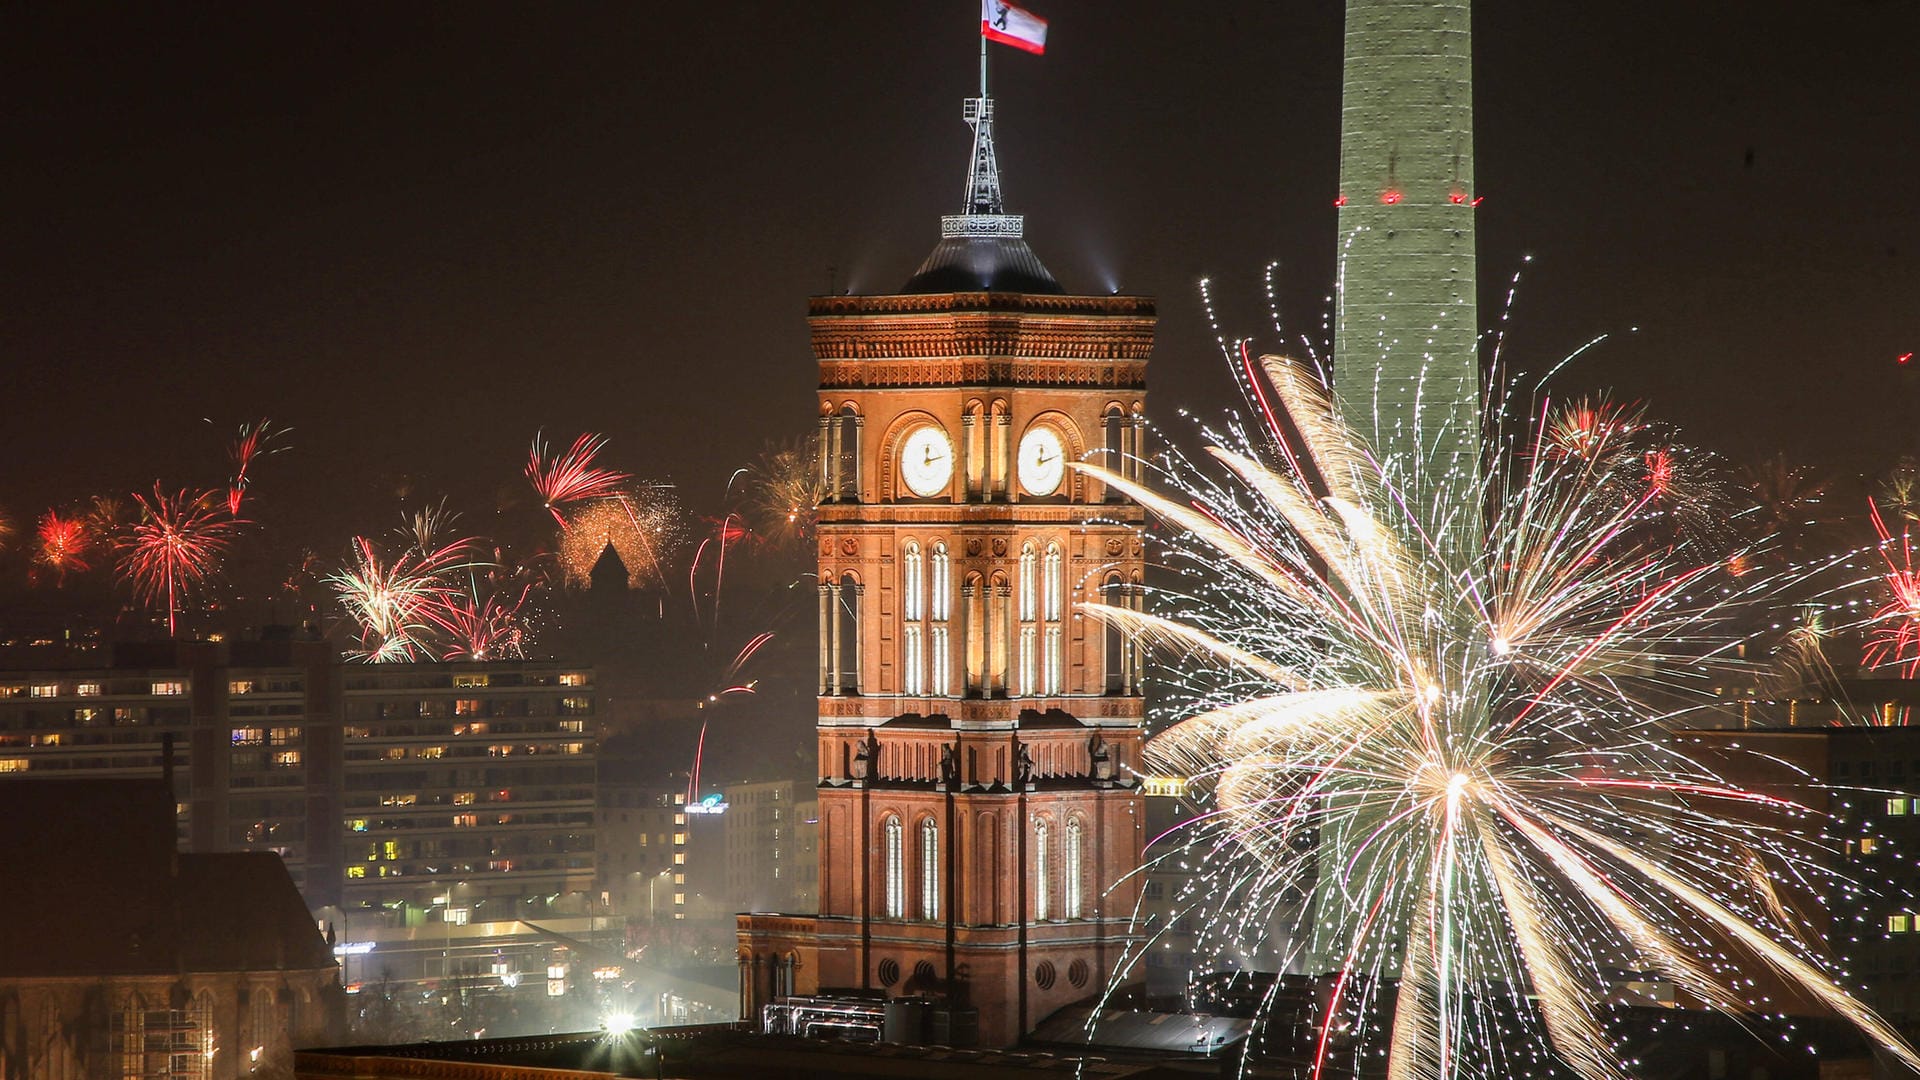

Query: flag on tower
[981,0,1047,55]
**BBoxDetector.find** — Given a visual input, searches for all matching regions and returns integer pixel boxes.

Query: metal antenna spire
[947,30,1021,238]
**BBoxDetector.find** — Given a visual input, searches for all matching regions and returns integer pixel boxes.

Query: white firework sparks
[1090,354,1918,1080]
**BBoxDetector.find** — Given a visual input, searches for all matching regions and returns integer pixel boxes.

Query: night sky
[4,1,1917,544]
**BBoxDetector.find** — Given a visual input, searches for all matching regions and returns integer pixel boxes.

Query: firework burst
[34,510,93,585]
[527,431,631,528]
[118,485,244,636]
[744,436,827,546]
[1096,354,1918,1080]
[226,418,290,516]
[1863,498,1920,678]
[557,488,683,590]
[327,534,482,662]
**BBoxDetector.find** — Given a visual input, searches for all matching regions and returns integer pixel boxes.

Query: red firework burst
[35,511,92,585]
[1866,499,1920,678]
[526,431,631,528]
[226,418,290,516]
[118,486,244,637]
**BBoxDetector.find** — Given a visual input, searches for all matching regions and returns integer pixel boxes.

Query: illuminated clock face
[1018,426,1066,497]
[899,426,954,498]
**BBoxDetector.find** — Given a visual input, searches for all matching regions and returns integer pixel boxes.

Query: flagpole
[979,23,989,99]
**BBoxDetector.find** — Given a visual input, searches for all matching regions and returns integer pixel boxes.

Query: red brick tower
[738,90,1152,1048]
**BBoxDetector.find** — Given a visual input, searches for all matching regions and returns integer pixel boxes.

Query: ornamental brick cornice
[816,504,1147,527]
[818,357,1147,389]
[809,291,1155,319]
[808,295,1156,364]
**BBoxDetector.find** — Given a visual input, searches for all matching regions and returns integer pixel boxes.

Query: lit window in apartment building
[454,721,489,736]
[674,873,685,885]
[0,759,28,774]
[380,794,417,807]
[418,746,445,759]
[383,747,406,761]
[69,709,100,727]
[561,697,591,715]
[1861,838,1881,855]
[75,682,100,697]
[349,819,369,832]
[455,699,483,716]
[229,680,254,694]
[1892,799,1909,816]
[453,674,490,688]
[270,727,299,745]
[674,853,685,865]
[232,728,265,746]
[30,684,58,698]
[347,865,366,878]
[453,814,478,828]
[0,686,20,698]
[674,813,687,826]
[673,832,687,845]
[559,673,587,687]
[453,792,476,805]
[273,751,301,768]
[673,892,685,906]
[560,719,585,734]
[152,682,184,696]
[1891,914,1911,934]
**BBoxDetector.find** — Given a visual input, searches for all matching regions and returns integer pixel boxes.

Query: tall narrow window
[884,816,904,919]
[1065,818,1084,919]
[930,543,952,696]
[1043,543,1064,695]
[1104,405,1127,498]
[920,817,939,920]
[835,573,862,694]
[1033,820,1050,921]
[1101,575,1126,694]
[836,406,861,501]
[1018,543,1038,695]
[903,542,924,696]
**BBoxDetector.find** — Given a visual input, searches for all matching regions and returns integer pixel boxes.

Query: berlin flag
[982,0,1047,55]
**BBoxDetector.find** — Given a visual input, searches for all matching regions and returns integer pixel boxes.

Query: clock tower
[738,89,1153,1048]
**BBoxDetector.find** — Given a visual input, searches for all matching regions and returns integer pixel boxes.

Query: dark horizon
[4,1,1916,548]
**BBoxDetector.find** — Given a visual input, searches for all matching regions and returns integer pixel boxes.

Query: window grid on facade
[903,542,924,695]
[884,816,904,919]
[1034,820,1050,921]
[920,817,939,920]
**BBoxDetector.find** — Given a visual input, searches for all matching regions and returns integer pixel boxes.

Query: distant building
[596,775,690,923]
[0,778,340,1080]
[0,642,603,998]
[724,779,803,914]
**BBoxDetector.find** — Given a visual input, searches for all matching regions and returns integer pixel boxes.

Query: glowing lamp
[1333,194,1347,207]
[1380,190,1403,205]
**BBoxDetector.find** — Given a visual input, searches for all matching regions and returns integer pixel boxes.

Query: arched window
[1065,819,1084,919]
[1018,543,1038,696]
[1043,542,1064,695]
[903,542,924,696]
[930,543,951,696]
[834,573,862,694]
[835,406,861,501]
[1104,405,1127,499]
[919,817,939,920]
[1033,820,1050,921]
[883,816,904,919]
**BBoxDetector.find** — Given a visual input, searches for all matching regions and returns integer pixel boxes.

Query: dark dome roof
[901,235,1064,295]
